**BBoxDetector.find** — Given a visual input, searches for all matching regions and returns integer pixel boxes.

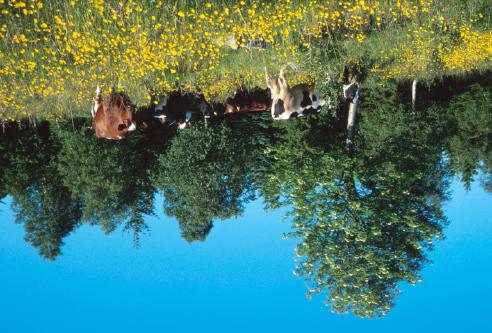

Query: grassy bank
[1,0,491,120]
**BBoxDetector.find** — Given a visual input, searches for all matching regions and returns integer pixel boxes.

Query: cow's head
[108,94,136,136]
[92,92,137,140]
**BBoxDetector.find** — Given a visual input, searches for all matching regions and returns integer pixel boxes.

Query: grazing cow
[216,34,272,51]
[91,86,137,140]
[153,91,211,129]
[265,66,326,120]
[225,87,271,114]
[343,81,360,103]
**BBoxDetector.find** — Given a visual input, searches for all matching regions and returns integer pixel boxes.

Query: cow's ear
[115,94,125,107]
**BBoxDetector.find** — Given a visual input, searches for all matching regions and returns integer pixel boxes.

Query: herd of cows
[92,66,360,140]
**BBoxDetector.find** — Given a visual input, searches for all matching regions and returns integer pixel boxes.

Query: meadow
[0,0,491,121]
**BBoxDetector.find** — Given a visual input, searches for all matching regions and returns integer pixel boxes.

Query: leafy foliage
[55,125,156,240]
[445,84,492,190]
[0,122,81,260]
[152,118,270,242]
[262,83,450,317]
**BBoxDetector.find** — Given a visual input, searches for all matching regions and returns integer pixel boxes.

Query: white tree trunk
[412,79,418,112]
[346,101,358,149]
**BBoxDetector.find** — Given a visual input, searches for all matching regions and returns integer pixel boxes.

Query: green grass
[0,0,491,120]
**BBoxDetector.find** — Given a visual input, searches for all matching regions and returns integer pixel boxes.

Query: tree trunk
[346,101,359,151]
[412,79,418,112]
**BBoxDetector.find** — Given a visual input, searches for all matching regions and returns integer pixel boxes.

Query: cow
[91,86,137,140]
[265,66,326,120]
[342,81,360,103]
[215,34,272,51]
[153,91,211,129]
[225,87,271,114]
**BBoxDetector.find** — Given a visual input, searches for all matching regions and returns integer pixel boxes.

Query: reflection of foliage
[56,126,155,240]
[152,118,270,242]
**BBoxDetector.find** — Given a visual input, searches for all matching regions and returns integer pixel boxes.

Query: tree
[445,83,492,190]
[0,121,82,260]
[152,117,270,242]
[12,177,82,260]
[263,85,449,317]
[56,125,156,240]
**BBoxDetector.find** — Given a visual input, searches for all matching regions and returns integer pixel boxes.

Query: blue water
[0,178,491,333]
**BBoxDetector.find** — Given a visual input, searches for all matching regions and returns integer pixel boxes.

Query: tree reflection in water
[0,77,491,317]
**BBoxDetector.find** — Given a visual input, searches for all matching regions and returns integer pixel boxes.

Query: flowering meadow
[0,0,491,120]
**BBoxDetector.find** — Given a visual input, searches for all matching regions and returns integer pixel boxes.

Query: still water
[0,78,491,332]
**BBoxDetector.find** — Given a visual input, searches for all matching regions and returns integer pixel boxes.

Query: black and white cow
[265,66,327,120]
[153,91,211,129]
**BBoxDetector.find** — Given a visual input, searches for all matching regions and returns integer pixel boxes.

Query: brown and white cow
[265,66,326,120]
[225,87,271,114]
[91,86,137,140]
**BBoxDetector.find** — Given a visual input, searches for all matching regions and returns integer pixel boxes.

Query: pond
[0,75,491,332]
